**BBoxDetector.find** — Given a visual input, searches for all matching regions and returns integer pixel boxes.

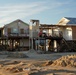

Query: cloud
[45,0,74,15]
[0,0,74,26]
[47,0,73,9]
[0,1,48,27]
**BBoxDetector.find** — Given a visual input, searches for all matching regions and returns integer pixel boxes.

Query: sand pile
[2,61,31,74]
[51,54,76,67]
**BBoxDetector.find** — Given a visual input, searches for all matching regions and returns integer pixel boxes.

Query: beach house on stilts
[0,19,29,51]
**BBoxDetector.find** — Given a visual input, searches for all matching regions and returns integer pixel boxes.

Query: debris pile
[51,55,76,67]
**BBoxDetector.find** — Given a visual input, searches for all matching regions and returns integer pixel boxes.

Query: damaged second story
[39,17,76,41]
[40,24,76,40]
[31,17,76,52]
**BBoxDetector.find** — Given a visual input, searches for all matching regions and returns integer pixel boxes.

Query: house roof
[5,19,29,26]
[65,17,76,24]
[57,17,76,25]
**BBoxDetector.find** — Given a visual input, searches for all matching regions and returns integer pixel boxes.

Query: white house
[57,17,76,40]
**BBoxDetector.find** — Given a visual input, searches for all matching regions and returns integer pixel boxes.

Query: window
[12,28,18,33]
[7,28,11,34]
[20,29,24,34]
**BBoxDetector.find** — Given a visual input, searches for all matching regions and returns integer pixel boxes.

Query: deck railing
[8,33,29,37]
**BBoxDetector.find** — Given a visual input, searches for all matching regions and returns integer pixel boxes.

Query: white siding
[3,20,29,36]
[63,27,72,40]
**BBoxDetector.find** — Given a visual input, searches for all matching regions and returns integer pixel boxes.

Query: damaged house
[31,17,76,52]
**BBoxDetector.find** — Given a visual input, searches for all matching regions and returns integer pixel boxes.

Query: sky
[0,0,76,27]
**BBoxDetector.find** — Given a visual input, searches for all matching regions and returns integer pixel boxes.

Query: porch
[0,35,29,51]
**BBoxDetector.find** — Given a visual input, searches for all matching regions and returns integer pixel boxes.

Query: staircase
[59,38,76,52]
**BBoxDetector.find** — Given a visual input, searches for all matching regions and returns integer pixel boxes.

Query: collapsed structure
[0,17,76,52]
[30,17,76,52]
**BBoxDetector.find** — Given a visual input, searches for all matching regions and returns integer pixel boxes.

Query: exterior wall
[63,28,69,40]
[3,20,29,36]
[48,29,52,36]
[62,27,72,40]
[72,26,76,40]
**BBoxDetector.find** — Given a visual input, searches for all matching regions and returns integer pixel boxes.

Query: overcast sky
[0,0,76,27]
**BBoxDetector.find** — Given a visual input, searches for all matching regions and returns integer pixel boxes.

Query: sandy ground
[0,50,76,75]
